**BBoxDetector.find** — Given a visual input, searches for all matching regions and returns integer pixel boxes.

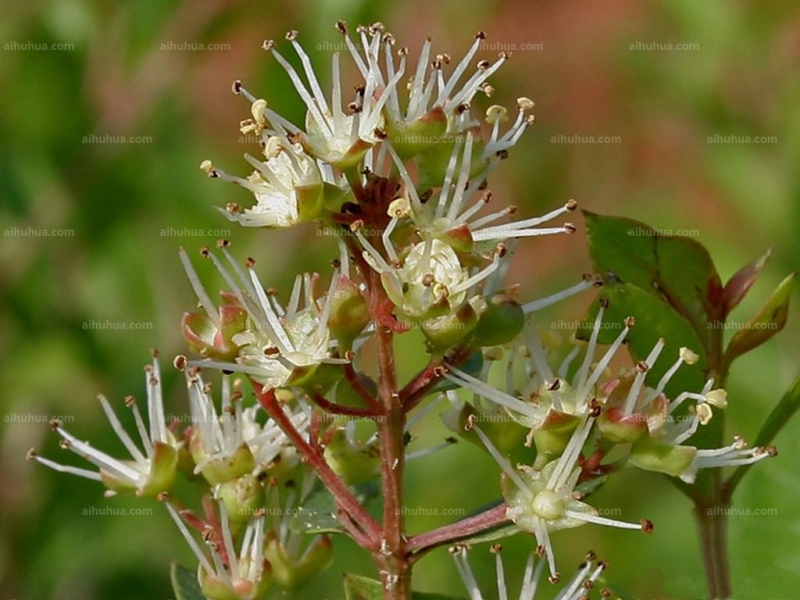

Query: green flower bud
[323,429,380,485]
[598,406,649,444]
[265,533,333,590]
[421,302,479,352]
[327,275,370,350]
[441,402,528,457]
[531,412,581,469]
[199,561,271,600]
[471,294,525,348]
[629,438,697,477]
[182,293,248,360]
[217,474,263,527]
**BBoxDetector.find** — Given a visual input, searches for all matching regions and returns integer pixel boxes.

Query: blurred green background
[1,0,798,598]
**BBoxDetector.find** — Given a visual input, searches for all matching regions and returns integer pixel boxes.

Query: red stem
[254,384,381,548]
[310,391,383,419]
[343,361,384,413]
[400,358,445,413]
[401,347,471,413]
[370,267,412,599]
[406,503,510,557]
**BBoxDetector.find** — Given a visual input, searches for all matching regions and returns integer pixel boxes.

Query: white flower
[388,128,576,250]
[27,354,178,498]
[359,234,500,321]
[678,436,776,485]
[180,246,347,388]
[339,24,508,131]
[471,418,650,578]
[182,363,309,483]
[166,500,270,600]
[201,135,325,228]
[262,29,395,167]
[451,543,609,599]
[445,304,631,434]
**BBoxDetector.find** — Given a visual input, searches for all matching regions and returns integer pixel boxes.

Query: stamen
[622,339,665,417]
[579,322,632,397]
[574,307,606,395]
[522,278,596,314]
[29,453,102,482]
[97,395,147,466]
[451,546,482,600]
[564,510,646,530]
[444,365,543,422]
[179,248,220,328]
[492,545,508,600]
[165,503,215,575]
[472,424,532,497]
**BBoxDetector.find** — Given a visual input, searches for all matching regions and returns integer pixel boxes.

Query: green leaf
[289,481,379,535]
[170,562,205,600]
[343,573,465,600]
[582,210,722,336]
[723,272,797,366]
[724,375,800,498]
[344,573,383,600]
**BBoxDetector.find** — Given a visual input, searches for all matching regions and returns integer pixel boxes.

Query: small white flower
[166,500,270,600]
[202,136,325,228]
[389,129,576,250]
[262,29,395,167]
[359,234,500,321]
[472,418,650,578]
[27,354,178,498]
[445,304,631,434]
[678,437,777,485]
[180,246,347,388]
[182,365,309,483]
[340,25,508,131]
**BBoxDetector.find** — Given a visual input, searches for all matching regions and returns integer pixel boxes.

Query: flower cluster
[28,351,334,598]
[27,19,783,600]
[444,305,777,578]
[198,22,577,357]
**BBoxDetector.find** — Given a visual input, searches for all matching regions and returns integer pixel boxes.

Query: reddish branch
[309,391,382,419]
[407,503,510,557]
[342,361,384,413]
[253,384,381,548]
